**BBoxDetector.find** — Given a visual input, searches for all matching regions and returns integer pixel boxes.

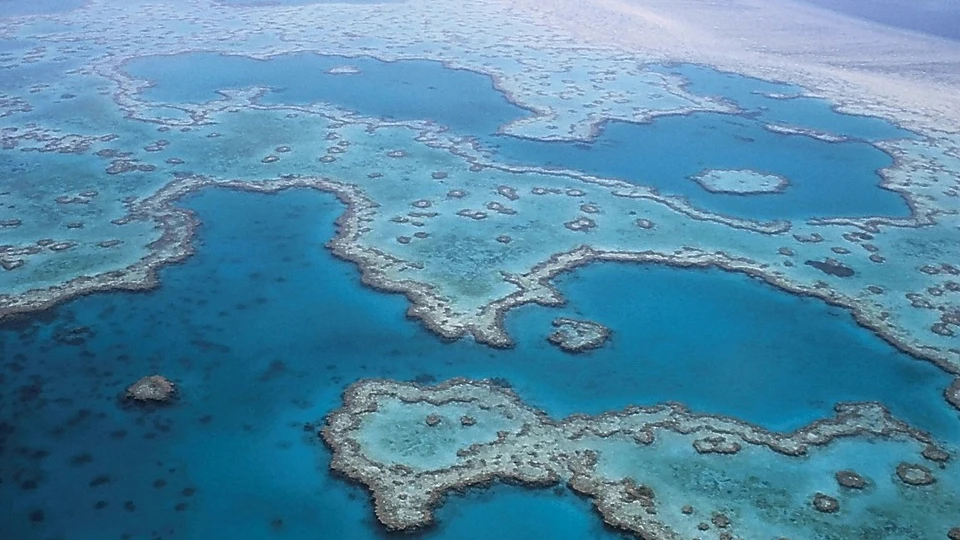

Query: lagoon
[127,51,914,221]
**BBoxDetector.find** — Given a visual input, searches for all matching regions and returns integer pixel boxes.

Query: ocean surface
[798,0,960,41]
[2,7,959,538]
[219,0,405,5]
[0,0,86,17]
[1,188,955,539]
[125,52,914,221]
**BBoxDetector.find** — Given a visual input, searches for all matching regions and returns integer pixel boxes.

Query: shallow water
[125,52,526,136]
[1,188,955,538]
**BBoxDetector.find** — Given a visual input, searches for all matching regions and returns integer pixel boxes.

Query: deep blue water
[797,0,960,41]
[0,188,955,538]
[125,52,913,221]
[543,264,958,438]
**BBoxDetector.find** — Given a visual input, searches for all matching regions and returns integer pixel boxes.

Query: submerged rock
[896,462,935,486]
[711,512,731,528]
[804,258,855,278]
[693,435,741,455]
[835,470,867,489]
[923,445,951,464]
[812,493,840,513]
[52,325,95,346]
[124,375,176,404]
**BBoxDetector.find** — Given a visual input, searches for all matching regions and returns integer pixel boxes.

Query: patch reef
[322,378,953,539]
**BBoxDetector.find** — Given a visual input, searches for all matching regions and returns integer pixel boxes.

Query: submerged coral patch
[546,317,610,353]
[124,375,176,404]
[690,168,789,195]
[804,258,855,277]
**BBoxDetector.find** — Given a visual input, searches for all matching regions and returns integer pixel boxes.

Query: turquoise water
[125,52,527,137]
[126,52,913,221]
[427,485,627,540]
[1,188,955,538]
[540,264,958,437]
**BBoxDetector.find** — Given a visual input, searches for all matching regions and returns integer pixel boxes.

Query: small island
[547,317,611,352]
[690,168,789,195]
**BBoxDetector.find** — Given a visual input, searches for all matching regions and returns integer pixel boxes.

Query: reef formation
[689,169,789,195]
[947,379,960,412]
[546,317,610,352]
[323,378,959,539]
[0,0,957,390]
[1,0,959,537]
[124,375,176,403]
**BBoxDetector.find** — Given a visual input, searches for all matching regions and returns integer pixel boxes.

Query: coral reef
[690,169,789,195]
[322,378,954,539]
[124,375,176,403]
[546,317,610,352]
[947,379,960,412]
